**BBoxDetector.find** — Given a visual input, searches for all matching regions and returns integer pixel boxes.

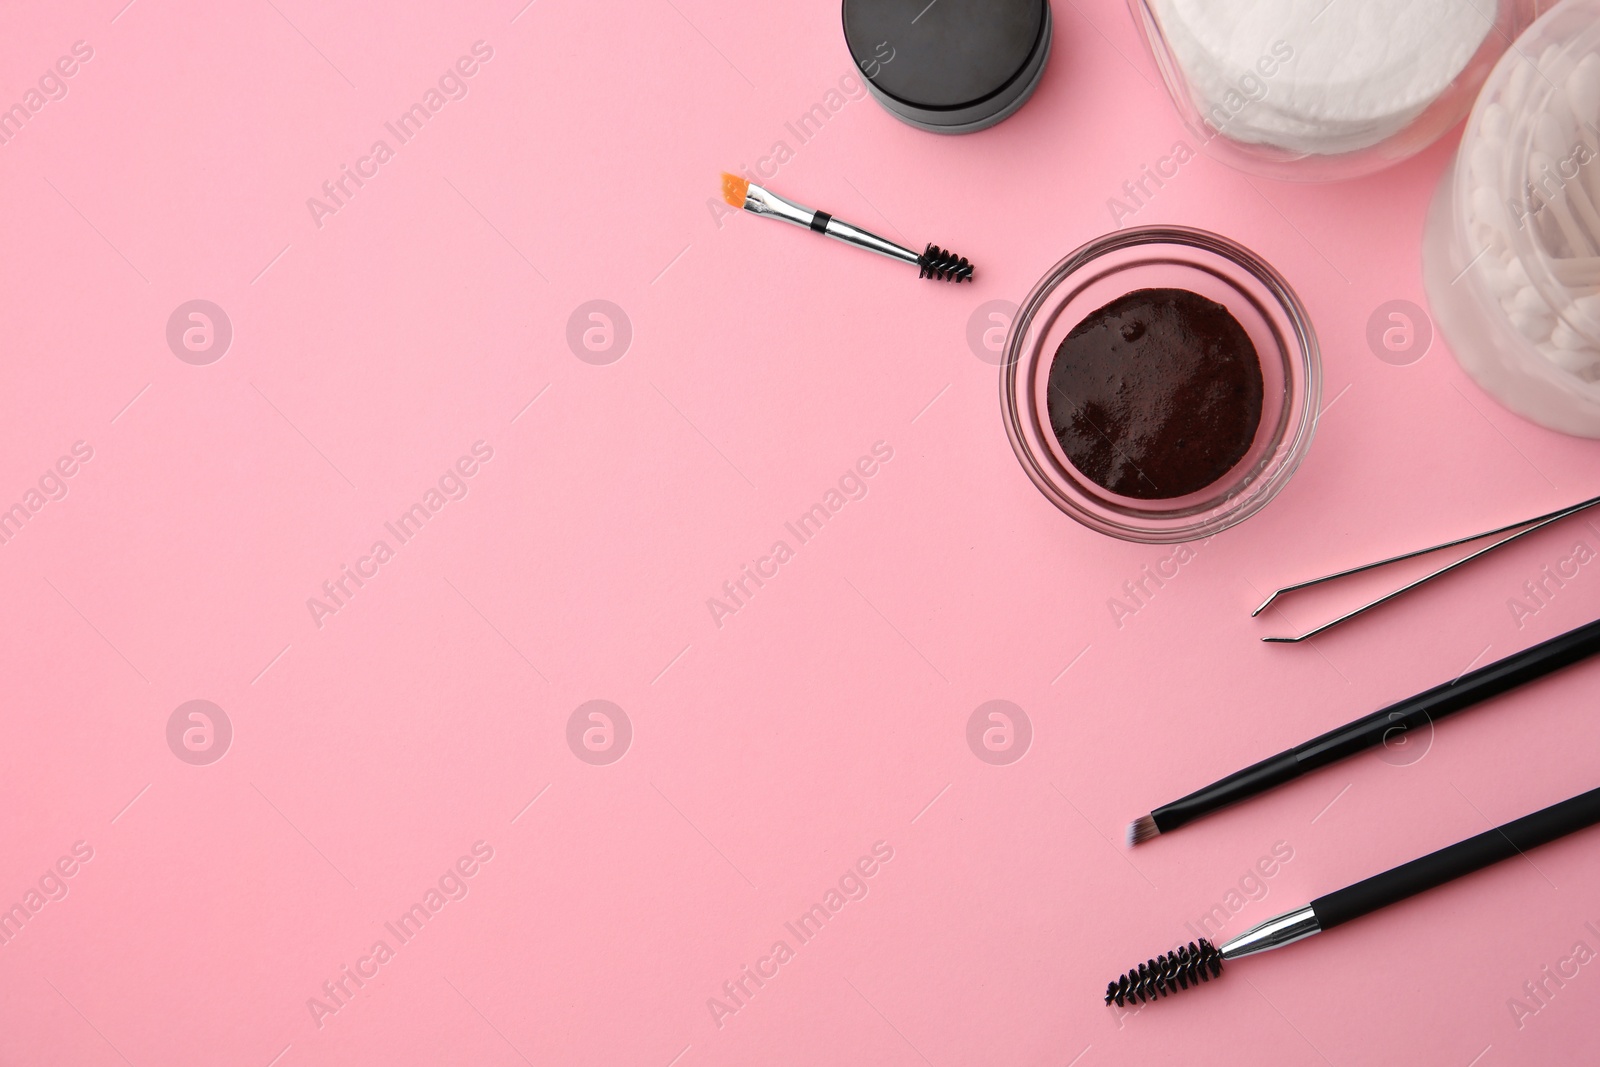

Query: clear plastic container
[1423,0,1600,437]
[1130,0,1544,181]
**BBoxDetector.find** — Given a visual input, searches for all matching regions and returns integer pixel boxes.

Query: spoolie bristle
[1104,940,1223,1007]
[721,172,750,208]
[1126,814,1160,848]
[917,243,974,282]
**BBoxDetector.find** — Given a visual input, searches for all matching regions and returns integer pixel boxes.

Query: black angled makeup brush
[1106,783,1600,1007]
[1127,616,1600,847]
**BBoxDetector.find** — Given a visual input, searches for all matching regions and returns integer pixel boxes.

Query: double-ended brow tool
[1128,614,1600,846]
[719,173,974,282]
[1256,490,1600,642]
[1108,783,1600,1006]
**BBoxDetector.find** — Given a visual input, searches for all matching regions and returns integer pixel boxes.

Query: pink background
[3,0,1599,1064]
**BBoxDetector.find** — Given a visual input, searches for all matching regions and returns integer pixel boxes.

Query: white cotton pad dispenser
[1128,0,1540,181]
[1424,0,1600,437]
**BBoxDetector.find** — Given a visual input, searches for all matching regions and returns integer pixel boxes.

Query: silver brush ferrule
[743,183,921,267]
[822,217,921,266]
[1219,905,1321,960]
[742,183,816,229]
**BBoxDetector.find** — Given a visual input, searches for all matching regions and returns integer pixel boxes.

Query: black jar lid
[842,0,1051,133]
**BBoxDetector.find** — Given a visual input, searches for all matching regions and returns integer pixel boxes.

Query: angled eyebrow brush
[719,173,974,282]
[1128,615,1600,847]
[1107,782,1600,1007]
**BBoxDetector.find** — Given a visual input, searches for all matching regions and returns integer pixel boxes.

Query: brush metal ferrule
[1219,905,1320,960]
[744,183,921,267]
[742,183,818,229]
[822,217,921,266]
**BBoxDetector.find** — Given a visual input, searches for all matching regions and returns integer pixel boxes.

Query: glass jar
[1129,0,1544,181]
[1423,0,1600,437]
[1000,227,1320,543]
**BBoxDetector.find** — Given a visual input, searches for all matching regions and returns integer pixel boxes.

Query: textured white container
[1423,0,1600,436]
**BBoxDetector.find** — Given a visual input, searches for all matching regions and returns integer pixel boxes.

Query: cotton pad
[1152,0,1495,155]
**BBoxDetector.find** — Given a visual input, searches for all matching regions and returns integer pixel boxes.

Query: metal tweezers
[1255,491,1600,642]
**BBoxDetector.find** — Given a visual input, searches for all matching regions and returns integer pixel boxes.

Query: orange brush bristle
[720,172,749,208]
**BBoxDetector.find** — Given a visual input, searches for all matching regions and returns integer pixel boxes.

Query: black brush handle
[1152,617,1600,834]
[1312,784,1600,928]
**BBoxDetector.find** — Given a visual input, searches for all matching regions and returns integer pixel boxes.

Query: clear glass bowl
[999,227,1321,542]
[1129,0,1542,182]
[1423,0,1600,436]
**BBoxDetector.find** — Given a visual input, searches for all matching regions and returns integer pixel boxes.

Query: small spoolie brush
[1106,783,1600,1008]
[720,173,974,282]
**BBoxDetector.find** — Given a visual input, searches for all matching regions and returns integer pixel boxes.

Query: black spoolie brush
[1105,939,1224,1006]
[1107,783,1600,1007]
[720,173,974,282]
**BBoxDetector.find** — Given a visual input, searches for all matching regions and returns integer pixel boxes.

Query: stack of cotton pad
[1151,0,1495,155]
[1464,49,1600,382]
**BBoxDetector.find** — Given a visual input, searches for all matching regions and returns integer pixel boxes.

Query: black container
[842,0,1052,133]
